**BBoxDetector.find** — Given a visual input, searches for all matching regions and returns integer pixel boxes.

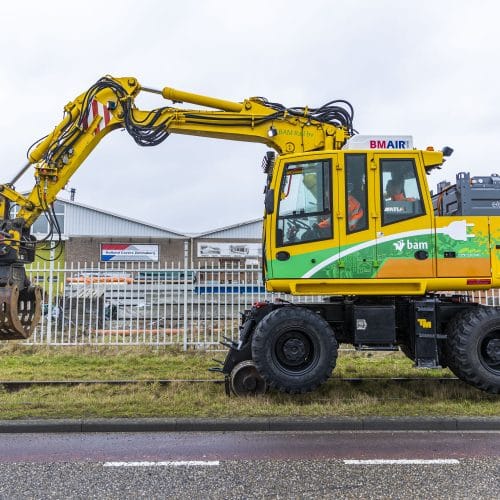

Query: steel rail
[0,377,462,390]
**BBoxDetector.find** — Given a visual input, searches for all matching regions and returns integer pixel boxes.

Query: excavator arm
[0,75,354,339]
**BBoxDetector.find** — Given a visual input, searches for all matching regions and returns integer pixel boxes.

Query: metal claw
[0,285,42,340]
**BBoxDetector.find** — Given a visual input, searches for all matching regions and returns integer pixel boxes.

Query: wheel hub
[241,373,257,391]
[282,338,306,364]
[486,338,500,362]
[274,330,315,372]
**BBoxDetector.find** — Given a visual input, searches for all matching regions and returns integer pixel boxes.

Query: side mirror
[264,189,274,214]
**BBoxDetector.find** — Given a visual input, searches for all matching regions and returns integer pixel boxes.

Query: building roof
[196,217,262,239]
[32,196,262,239]
[53,197,186,238]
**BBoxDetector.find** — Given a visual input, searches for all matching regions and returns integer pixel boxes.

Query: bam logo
[393,240,429,252]
[417,318,432,329]
[393,240,405,252]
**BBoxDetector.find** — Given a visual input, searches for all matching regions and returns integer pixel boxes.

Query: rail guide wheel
[229,360,267,396]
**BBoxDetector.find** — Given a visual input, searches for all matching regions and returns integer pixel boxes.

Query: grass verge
[0,345,498,419]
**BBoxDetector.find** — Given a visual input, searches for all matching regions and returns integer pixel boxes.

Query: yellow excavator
[1,76,499,395]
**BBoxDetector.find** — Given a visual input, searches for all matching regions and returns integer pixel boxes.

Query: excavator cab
[263,142,475,296]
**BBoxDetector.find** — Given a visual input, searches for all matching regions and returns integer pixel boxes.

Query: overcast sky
[2,0,500,233]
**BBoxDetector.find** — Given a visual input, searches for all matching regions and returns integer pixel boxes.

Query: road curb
[0,417,499,433]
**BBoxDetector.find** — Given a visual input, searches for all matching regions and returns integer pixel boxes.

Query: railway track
[0,376,462,391]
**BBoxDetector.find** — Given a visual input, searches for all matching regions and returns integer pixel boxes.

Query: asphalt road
[0,431,498,499]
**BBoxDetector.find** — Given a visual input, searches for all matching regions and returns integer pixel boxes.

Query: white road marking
[344,459,460,465]
[103,461,220,467]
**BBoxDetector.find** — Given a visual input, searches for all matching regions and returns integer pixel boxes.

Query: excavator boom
[0,75,353,339]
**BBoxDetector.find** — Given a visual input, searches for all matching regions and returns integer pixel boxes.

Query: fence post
[183,240,189,351]
[46,242,55,345]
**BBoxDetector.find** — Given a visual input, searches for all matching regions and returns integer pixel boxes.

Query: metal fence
[18,261,499,348]
[24,261,320,348]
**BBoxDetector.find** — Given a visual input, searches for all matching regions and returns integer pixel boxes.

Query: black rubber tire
[445,306,500,394]
[251,306,337,394]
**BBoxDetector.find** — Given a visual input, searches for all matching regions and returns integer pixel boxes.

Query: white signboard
[197,242,262,258]
[101,243,159,262]
[343,135,413,150]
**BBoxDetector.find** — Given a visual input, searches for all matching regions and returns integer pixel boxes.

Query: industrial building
[29,197,262,267]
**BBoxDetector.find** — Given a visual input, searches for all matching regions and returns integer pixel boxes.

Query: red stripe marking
[102,244,130,250]
[103,104,111,126]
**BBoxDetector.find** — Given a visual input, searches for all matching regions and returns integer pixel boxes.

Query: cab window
[345,154,367,233]
[277,160,332,246]
[381,159,424,225]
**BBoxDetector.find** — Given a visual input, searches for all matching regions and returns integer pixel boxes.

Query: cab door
[372,153,435,279]
[337,153,378,278]
[266,154,339,281]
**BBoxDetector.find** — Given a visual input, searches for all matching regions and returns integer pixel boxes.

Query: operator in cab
[386,177,415,202]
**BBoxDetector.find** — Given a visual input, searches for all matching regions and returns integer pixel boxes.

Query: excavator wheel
[445,306,500,394]
[252,306,337,394]
[0,285,42,340]
[229,360,267,396]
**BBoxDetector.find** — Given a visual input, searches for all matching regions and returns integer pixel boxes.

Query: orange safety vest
[318,218,330,229]
[348,195,364,230]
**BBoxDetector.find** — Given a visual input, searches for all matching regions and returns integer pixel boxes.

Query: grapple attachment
[0,285,42,340]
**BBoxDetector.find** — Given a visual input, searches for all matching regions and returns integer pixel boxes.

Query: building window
[31,201,65,235]
[11,201,65,235]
